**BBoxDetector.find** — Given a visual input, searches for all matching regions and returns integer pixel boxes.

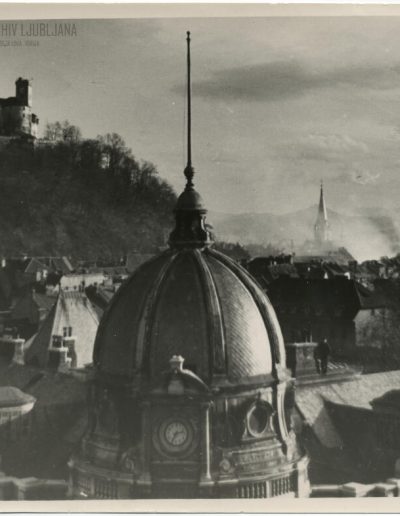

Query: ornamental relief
[89,387,120,438]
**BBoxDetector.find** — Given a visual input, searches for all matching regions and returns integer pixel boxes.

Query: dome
[94,247,286,388]
[69,32,310,501]
[0,386,35,408]
[175,188,205,211]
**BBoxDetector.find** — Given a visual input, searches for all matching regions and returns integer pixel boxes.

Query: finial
[184,30,194,189]
[170,355,185,372]
[168,32,213,249]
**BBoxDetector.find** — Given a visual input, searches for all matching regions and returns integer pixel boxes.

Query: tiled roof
[24,258,47,275]
[267,276,360,317]
[33,292,57,311]
[0,359,86,408]
[25,290,100,369]
[354,282,389,310]
[50,257,74,274]
[294,247,355,266]
[296,370,400,448]
[296,387,344,448]
[0,361,43,391]
[11,291,56,322]
[0,358,87,479]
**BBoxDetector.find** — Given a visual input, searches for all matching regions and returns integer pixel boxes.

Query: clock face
[165,421,188,447]
[153,416,197,457]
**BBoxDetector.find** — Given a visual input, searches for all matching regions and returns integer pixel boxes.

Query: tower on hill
[15,77,33,108]
[0,78,39,138]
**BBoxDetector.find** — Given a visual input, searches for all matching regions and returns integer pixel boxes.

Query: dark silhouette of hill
[0,132,176,260]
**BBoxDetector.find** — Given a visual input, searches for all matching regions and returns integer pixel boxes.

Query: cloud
[173,60,400,102]
[275,133,370,167]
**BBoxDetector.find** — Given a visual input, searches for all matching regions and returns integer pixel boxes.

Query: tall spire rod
[169,31,212,249]
[184,31,194,189]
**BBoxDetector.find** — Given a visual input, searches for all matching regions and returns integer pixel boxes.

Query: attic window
[63,326,72,337]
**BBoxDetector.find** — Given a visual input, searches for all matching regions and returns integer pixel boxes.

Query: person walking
[314,338,331,375]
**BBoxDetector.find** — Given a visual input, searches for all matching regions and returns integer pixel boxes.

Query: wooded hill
[0,127,176,260]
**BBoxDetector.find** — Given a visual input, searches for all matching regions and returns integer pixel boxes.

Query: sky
[2,16,400,217]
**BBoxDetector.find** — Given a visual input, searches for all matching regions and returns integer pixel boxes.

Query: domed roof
[93,31,287,392]
[93,247,286,388]
[175,188,206,211]
[0,386,35,408]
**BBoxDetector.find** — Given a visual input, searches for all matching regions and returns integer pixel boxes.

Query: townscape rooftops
[354,282,390,310]
[23,258,47,275]
[0,359,86,408]
[267,275,360,316]
[12,290,56,320]
[294,247,355,266]
[297,370,400,448]
[24,289,100,368]
[0,358,87,479]
[32,291,57,311]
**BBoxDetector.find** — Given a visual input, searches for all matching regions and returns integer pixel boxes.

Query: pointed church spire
[169,32,213,249]
[318,181,328,222]
[314,181,330,243]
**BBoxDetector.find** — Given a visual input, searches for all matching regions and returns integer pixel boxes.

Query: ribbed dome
[0,386,35,408]
[93,247,286,388]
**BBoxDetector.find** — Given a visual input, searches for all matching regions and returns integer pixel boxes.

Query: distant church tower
[314,182,330,243]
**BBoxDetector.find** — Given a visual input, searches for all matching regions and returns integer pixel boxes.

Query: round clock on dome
[153,417,196,456]
[165,421,188,446]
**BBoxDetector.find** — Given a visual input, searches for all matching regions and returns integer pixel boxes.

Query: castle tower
[314,182,330,243]
[15,78,32,107]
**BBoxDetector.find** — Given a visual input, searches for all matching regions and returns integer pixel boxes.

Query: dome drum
[69,357,308,498]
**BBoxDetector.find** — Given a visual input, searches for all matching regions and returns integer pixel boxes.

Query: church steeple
[169,31,213,249]
[314,181,330,243]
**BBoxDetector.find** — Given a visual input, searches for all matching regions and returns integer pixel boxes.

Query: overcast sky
[2,17,400,216]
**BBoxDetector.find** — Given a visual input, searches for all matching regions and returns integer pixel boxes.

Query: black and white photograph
[0,5,400,505]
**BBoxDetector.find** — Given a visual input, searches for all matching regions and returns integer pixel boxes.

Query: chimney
[12,338,25,365]
[52,335,63,348]
[63,335,77,368]
[48,334,72,372]
[47,346,71,373]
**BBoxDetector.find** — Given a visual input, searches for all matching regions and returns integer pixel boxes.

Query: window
[63,327,72,338]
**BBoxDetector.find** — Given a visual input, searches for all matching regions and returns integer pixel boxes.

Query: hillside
[0,134,176,260]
